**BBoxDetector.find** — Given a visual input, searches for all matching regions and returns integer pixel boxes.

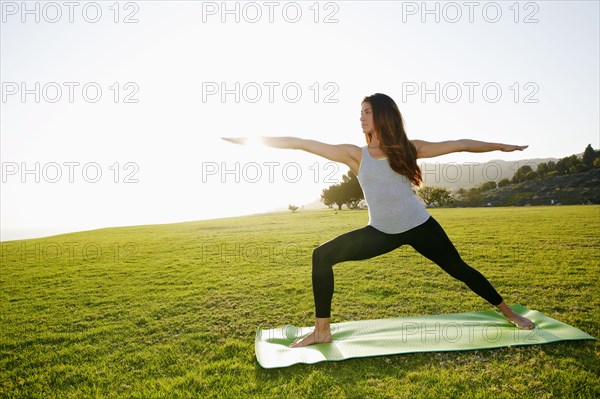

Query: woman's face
[360,102,374,136]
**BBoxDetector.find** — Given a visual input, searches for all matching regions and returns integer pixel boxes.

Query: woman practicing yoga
[224,93,535,348]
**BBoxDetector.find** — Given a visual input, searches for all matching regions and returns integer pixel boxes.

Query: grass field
[1,205,599,398]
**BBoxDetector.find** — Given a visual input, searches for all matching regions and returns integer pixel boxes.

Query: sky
[1,0,599,241]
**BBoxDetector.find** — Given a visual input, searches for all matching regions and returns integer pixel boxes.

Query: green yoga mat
[255,304,595,369]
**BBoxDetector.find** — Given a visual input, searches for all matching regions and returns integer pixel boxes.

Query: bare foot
[505,312,535,330]
[289,329,332,348]
[496,302,535,330]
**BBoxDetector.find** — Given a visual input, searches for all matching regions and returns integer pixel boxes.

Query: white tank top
[357,146,430,234]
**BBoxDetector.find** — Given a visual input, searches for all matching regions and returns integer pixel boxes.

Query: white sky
[1,0,599,241]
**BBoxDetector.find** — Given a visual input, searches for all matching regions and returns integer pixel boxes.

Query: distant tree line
[417,144,600,207]
[511,144,600,183]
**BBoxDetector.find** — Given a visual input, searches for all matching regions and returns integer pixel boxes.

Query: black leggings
[312,216,503,318]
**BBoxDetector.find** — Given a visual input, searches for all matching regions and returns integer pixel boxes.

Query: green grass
[1,205,599,398]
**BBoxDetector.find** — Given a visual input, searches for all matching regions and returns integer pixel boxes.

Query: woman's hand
[499,144,529,152]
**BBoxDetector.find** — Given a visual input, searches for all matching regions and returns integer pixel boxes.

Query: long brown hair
[362,93,422,186]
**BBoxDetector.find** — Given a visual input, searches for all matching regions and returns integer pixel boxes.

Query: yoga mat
[255,304,595,369]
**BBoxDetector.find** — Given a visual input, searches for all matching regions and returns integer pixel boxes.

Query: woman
[224,93,535,348]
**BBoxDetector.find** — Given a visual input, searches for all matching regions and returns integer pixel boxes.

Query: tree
[418,186,435,206]
[536,162,549,177]
[321,184,344,210]
[556,155,579,175]
[462,188,484,207]
[341,170,364,207]
[582,144,596,168]
[320,170,364,210]
[525,170,539,180]
[288,204,299,212]
[512,165,534,183]
[569,163,587,174]
[497,178,511,188]
[479,181,497,192]
[345,199,363,210]
[417,186,453,207]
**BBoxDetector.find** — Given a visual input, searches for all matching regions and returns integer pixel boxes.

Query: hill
[480,167,600,206]
[419,158,559,190]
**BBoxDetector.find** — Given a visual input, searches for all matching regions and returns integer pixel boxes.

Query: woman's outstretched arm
[412,139,528,159]
[223,136,362,174]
